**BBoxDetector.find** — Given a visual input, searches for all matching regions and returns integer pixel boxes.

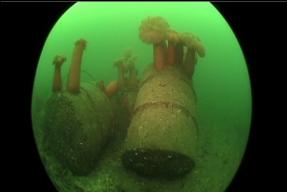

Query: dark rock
[122,148,195,179]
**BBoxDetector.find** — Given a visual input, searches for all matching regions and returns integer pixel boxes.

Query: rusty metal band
[140,73,191,89]
[133,101,198,130]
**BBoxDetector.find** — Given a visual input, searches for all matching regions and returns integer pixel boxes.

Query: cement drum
[123,67,198,178]
[42,82,114,175]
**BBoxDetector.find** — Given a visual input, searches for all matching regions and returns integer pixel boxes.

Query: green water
[32,2,252,192]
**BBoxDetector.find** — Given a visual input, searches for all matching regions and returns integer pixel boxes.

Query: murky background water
[31,2,251,192]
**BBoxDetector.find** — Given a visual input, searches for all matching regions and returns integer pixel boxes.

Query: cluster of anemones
[139,16,205,76]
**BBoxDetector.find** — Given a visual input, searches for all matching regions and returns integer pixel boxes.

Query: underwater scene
[31,2,252,192]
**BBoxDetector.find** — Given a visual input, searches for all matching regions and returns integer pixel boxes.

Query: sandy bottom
[35,116,241,192]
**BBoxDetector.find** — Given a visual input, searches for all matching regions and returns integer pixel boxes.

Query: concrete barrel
[122,66,198,178]
[43,81,114,175]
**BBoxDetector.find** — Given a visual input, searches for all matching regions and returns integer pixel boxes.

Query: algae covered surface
[31,2,252,192]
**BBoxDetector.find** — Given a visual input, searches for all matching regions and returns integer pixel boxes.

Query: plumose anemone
[139,16,170,70]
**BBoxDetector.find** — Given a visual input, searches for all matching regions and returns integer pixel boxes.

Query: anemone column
[181,33,205,78]
[167,42,176,66]
[167,30,180,66]
[183,48,197,77]
[127,59,139,89]
[175,43,184,65]
[105,80,119,98]
[153,42,167,70]
[67,39,87,94]
[114,59,127,90]
[52,55,66,92]
[139,16,170,71]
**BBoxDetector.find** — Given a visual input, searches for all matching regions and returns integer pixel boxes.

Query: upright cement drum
[122,66,198,178]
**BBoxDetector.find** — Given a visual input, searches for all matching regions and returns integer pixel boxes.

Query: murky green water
[31,2,252,192]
